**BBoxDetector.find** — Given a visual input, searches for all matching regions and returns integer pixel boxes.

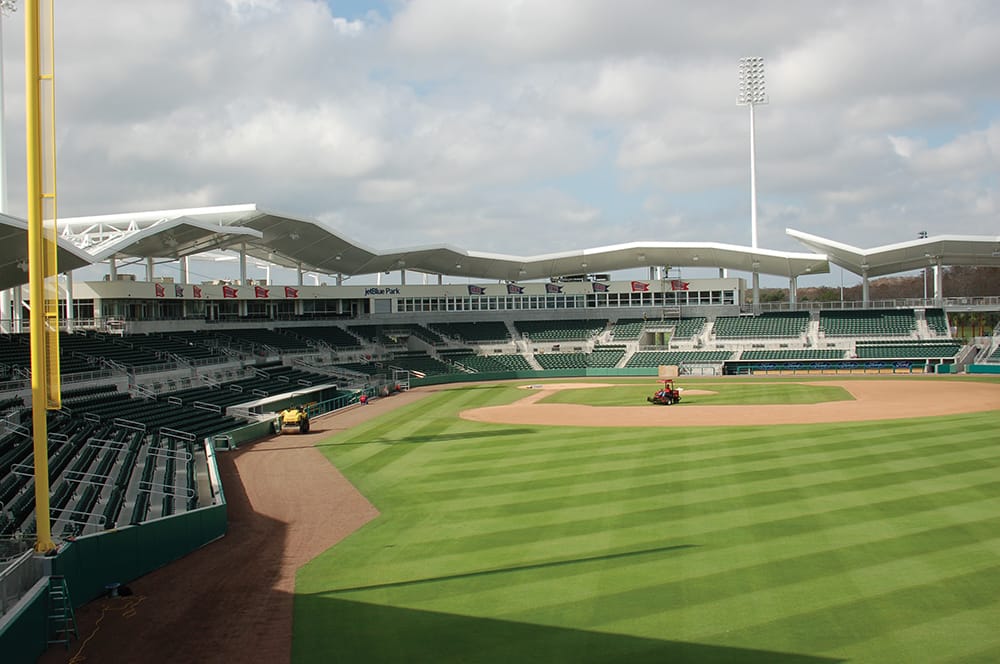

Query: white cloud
[357,178,417,203]
[888,135,921,159]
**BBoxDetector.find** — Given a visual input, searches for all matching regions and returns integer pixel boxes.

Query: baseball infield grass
[294,377,1000,663]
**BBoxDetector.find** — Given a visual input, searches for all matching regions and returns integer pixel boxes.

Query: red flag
[254,285,270,298]
[192,285,203,299]
[222,285,238,298]
[670,280,689,291]
[284,286,299,299]
[631,281,649,292]
[154,283,165,298]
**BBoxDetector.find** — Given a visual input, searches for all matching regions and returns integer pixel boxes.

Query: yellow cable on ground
[67,594,146,664]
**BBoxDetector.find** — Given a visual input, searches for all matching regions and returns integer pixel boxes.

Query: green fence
[51,501,227,608]
[0,578,49,664]
[0,502,226,663]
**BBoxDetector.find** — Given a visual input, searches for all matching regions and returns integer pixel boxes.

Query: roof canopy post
[239,243,247,285]
[0,289,10,334]
[933,257,943,303]
[64,271,74,332]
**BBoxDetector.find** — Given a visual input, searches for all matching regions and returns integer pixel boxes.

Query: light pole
[738,56,767,307]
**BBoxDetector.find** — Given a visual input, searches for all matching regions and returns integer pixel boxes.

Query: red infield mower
[647,379,682,406]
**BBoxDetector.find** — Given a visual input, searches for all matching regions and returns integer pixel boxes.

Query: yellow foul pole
[26,0,59,553]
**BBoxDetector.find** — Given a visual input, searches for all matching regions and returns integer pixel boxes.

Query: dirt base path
[461,380,1000,427]
[39,389,430,664]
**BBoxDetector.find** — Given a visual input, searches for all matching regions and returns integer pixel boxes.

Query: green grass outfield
[294,376,1000,663]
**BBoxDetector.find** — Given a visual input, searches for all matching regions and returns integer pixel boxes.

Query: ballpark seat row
[447,353,533,373]
[713,312,810,338]
[819,310,916,337]
[429,321,512,343]
[739,349,846,361]
[625,350,733,367]
[854,341,962,359]
[515,319,606,341]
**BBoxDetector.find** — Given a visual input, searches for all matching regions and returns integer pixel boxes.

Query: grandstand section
[626,350,733,367]
[429,321,511,343]
[713,311,810,338]
[854,340,963,359]
[739,349,845,361]
[608,318,644,340]
[533,346,626,370]
[671,317,708,339]
[819,309,917,337]
[923,308,951,336]
[514,319,606,341]
[445,352,532,373]
[383,351,457,377]
[288,325,363,350]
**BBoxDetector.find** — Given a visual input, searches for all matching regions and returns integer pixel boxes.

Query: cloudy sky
[1,0,998,285]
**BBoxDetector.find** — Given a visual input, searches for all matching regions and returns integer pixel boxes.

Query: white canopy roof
[56,203,830,282]
[786,228,1000,277]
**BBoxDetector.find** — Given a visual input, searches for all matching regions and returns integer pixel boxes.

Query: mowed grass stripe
[326,388,513,477]
[393,423,998,505]
[832,599,1000,663]
[494,512,1000,627]
[386,438,1000,521]
[387,413,994,498]
[328,426,999,561]
[439,532,1000,641]
[314,477,1000,595]
[691,556,1000,655]
[316,508,998,642]
[390,411,994,483]
[340,495,1000,619]
[373,451,1000,553]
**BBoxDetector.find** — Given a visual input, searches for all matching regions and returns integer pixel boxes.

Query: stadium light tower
[738,56,767,308]
[738,57,767,248]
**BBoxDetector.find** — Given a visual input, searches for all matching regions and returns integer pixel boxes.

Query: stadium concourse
[1,203,999,661]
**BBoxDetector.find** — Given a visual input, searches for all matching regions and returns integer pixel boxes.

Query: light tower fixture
[738,56,767,308]
[737,56,767,250]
